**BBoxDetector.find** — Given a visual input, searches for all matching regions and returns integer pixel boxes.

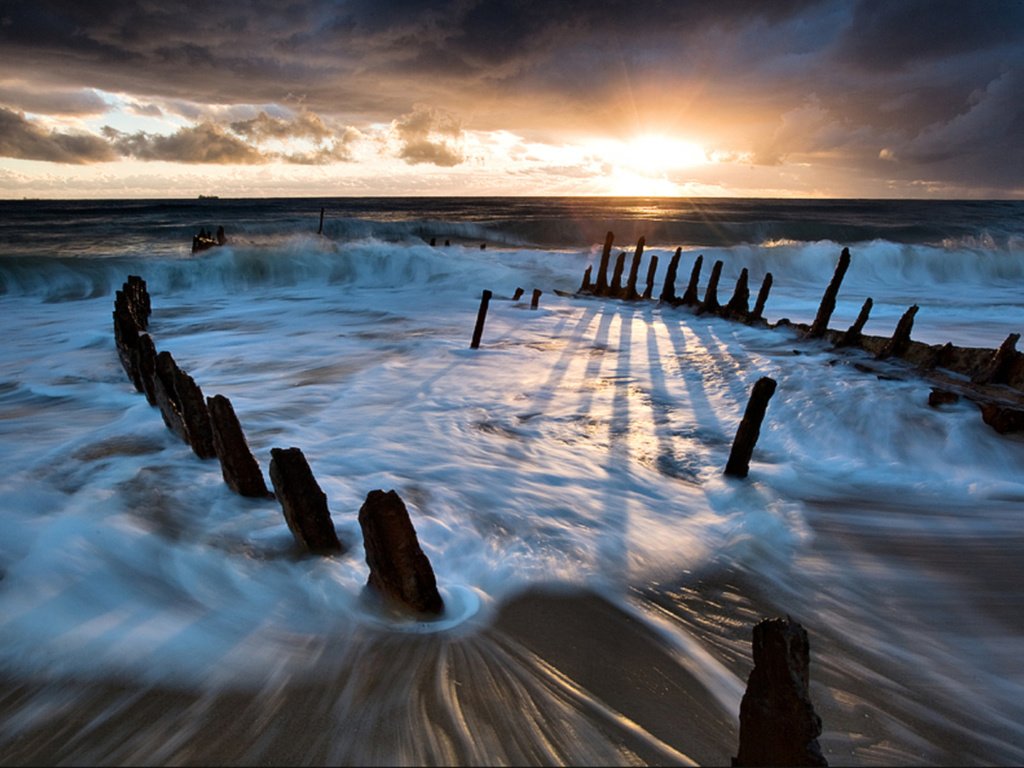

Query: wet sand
[0,587,737,766]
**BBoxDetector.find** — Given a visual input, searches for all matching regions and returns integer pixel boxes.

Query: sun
[588,134,710,195]
[618,134,708,173]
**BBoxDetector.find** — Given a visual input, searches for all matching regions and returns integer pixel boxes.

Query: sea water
[1,197,1023,764]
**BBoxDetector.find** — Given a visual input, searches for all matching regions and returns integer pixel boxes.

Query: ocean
[1,196,1023,765]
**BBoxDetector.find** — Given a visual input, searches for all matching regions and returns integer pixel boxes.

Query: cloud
[230,110,333,143]
[0,107,116,162]
[1,1,1023,195]
[878,68,1024,187]
[835,0,1024,72]
[104,122,265,164]
[391,107,465,166]
[0,84,110,116]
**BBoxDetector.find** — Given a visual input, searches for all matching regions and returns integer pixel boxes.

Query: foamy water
[1,198,1023,765]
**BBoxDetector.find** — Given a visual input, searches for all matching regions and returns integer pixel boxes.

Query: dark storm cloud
[0,85,109,116]
[1,0,1022,193]
[0,107,116,162]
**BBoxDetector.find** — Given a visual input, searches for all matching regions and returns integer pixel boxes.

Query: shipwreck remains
[470,289,492,349]
[570,232,1024,436]
[207,394,272,498]
[358,489,444,616]
[269,447,345,555]
[725,377,778,479]
[733,616,828,766]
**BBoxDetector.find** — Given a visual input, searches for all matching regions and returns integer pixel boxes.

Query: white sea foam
[1,202,1023,763]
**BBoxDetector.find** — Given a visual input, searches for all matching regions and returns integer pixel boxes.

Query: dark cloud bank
[0,0,1021,195]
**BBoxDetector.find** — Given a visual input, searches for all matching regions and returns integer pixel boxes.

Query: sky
[0,0,1022,199]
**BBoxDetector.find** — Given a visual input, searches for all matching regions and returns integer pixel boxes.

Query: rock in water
[733,616,827,767]
[269,447,344,554]
[358,489,444,616]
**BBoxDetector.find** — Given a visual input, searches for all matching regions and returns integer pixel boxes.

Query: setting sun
[587,134,710,195]
[620,135,709,172]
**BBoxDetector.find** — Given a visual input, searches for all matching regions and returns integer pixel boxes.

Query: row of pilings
[115,258,826,764]
[571,232,1024,435]
[112,275,444,617]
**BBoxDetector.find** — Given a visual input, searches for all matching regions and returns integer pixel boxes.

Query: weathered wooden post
[750,273,773,324]
[660,247,682,303]
[725,376,777,479]
[172,366,217,459]
[137,333,158,406]
[269,447,344,554]
[699,259,724,315]
[808,247,851,338]
[153,351,189,443]
[681,254,704,306]
[642,253,659,300]
[835,298,873,348]
[578,265,593,294]
[972,332,1020,385]
[512,287,524,301]
[725,267,750,318]
[595,231,614,295]
[981,403,1024,434]
[470,289,492,349]
[609,251,628,298]
[733,616,828,767]
[358,489,444,615]
[876,305,918,360]
[123,275,151,330]
[113,300,144,392]
[624,237,646,300]
[531,288,542,309]
[317,207,325,235]
[207,394,272,498]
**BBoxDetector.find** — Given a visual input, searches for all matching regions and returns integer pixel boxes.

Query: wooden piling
[123,275,151,330]
[642,254,659,300]
[172,366,217,459]
[681,254,704,306]
[698,260,724,315]
[595,231,614,295]
[358,489,444,616]
[137,332,158,406]
[876,305,918,360]
[112,300,144,392]
[808,247,851,339]
[750,272,773,323]
[269,447,344,555]
[512,287,524,301]
[725,267,750,318]
[836,297,873,348]
[317,207,325,235]
[624,237,646,300]
[733,616,827,767]
[531,288,542,309]
[578,265,593,294]
[207,394,272,498]
[624,255,642,300]
[609,251,627,298]
[972,332,1020,385]
[470,289,492,349]
[660,247,682,303]
[153,351,189,443]
[725,376,777,479]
